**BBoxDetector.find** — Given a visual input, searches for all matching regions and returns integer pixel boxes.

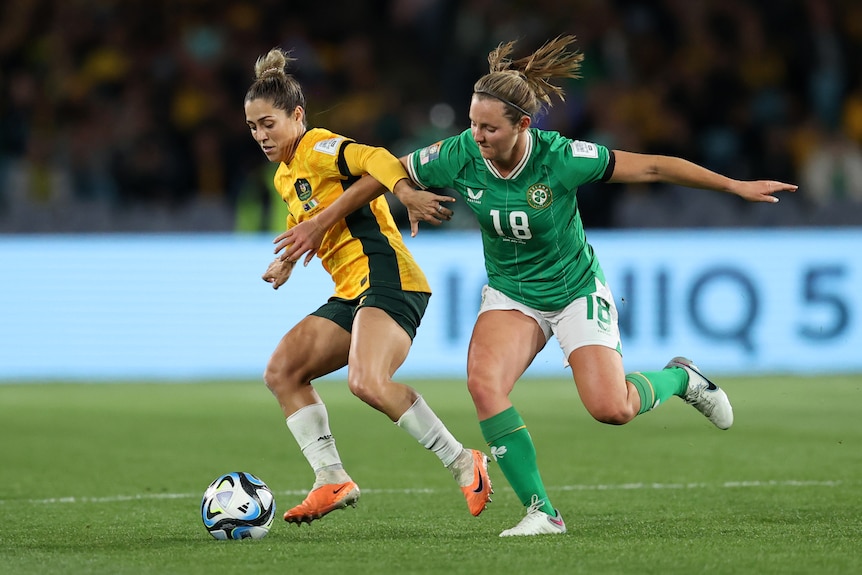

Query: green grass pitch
[1,375,860,574]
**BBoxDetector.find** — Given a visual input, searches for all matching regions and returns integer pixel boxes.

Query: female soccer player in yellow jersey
[278,36,798,537]
[243,47,492,525]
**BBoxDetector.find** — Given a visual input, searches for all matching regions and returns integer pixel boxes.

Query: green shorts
[311,287,430,340]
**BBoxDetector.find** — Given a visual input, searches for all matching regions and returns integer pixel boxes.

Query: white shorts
[478,279,622,366]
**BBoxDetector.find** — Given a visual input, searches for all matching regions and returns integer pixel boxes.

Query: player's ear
[518,115,531,132]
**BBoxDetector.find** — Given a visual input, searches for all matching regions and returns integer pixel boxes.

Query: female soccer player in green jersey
[278,35,797,537]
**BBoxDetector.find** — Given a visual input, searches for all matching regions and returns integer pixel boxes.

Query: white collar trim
[484,131,533,180]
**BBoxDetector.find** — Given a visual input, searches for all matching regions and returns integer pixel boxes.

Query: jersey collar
[484,130,533,180]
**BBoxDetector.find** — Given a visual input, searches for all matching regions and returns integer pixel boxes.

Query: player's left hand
[274,219,324,266]
[733,180,798,203]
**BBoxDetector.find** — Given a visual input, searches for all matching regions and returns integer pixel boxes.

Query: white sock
[396,396,464,467]
[286,403,349,486]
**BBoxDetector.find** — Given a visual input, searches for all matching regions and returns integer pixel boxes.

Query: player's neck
[283,129,307,165]
[490,134,527,177]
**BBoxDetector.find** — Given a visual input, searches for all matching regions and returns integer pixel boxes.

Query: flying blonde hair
[474,35,584,123]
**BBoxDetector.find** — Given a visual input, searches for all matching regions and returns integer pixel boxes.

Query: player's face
[469,95,523,166]
[245,98,305,163]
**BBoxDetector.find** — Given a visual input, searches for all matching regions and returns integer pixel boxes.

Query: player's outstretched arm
[609,150,798,203]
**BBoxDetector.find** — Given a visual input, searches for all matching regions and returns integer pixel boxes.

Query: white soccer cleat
[499,495,566,537]
[667,356,734,430]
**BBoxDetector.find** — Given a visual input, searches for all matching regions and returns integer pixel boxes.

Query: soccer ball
[201,472,276,540]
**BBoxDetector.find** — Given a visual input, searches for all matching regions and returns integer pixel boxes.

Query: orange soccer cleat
[283,480,360,524]
[458,449,493,517]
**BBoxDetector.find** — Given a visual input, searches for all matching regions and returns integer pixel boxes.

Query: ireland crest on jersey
[526,183,552,209]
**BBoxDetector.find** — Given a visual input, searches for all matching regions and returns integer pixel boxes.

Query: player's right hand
[273,219,323,266]
[397,189,455,237]
[262,258,296,289]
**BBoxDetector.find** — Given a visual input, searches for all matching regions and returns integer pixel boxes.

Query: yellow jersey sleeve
[342,143,408,192]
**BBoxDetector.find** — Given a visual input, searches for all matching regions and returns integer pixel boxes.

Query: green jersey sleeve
[542,132,612,186]
[406,130,475,190]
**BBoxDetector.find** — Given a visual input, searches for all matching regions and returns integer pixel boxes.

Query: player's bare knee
[587,403,636,425]
[347,371,386,408]
[262,362,282,394]
[263,358,300,395]
[466,377,497,411]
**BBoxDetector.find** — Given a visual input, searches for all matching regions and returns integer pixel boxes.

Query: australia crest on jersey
[526,183,552,209]
[294,178,317,211]
[294,178,313,201]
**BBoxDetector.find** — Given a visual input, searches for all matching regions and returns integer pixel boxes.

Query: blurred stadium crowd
[2,0,862,233]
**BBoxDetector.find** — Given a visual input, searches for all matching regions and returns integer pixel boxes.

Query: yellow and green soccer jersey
[274,128,430,300]
[407,128,613,311]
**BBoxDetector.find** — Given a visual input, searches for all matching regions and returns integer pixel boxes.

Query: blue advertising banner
[0,229,859,380]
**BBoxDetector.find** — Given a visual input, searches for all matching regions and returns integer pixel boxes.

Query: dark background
[2,0,861,233]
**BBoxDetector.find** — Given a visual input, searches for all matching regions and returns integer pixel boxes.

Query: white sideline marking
[0,480,845,506]
[557,479,845,491]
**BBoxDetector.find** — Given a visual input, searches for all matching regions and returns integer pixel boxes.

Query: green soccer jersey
[407,128,613,311]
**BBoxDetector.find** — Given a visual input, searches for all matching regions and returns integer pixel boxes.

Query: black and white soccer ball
[201,472,276,540]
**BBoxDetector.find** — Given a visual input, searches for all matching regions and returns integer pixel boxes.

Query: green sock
[479,406,554,515]
[627,367,688,415]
